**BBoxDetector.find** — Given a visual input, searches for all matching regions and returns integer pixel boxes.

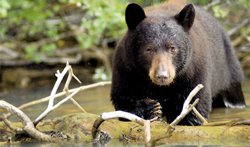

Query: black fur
[111,3,246,125]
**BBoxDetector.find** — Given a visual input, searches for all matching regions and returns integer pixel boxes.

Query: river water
[1,79,250,146]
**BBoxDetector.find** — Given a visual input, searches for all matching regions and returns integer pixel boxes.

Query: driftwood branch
[170,84,206,126]
[170,99,200,126]
[92,111,151,145]
[0,114,23,132]
[33,63,71,125]
[0,100,57,142]
[63,63,86,113]
[34,62,86,125]
[193,107,208,124]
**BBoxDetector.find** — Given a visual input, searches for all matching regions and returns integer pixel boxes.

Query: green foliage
[1,0,127,62]
[74,0,126,49]
[0,0,63,62]
[128,0,165,6]
[240,0,250,9]
[189,0,211,5]
[212,5,228,18]
[1,0,249,81]
[24,45,42,63]
[0,0,10,18]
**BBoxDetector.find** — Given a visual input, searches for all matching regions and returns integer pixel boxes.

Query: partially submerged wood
[0,100,57,142]
[1,113,250,146]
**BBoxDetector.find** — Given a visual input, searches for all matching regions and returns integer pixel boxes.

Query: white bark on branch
[170,84,205,126]
[92,111,150,145]
[34,63,71,125]
[34,62,86,125]
[0,100,56,142]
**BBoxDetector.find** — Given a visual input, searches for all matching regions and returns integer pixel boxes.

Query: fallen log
[1,113,250,146]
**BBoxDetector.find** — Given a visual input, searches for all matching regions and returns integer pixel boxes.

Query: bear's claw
[143,98,162,120]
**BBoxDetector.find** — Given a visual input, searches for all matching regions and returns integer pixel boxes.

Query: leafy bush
[1,0,249,65]
[0,0,126,62]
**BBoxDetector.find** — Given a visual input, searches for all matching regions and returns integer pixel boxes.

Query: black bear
[111,2,246,125]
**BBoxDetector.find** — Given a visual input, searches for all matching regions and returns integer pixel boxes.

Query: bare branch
[34,63,71,124]
[52,88,81,110]
[170,99,200,126]
[0,46,19,60]
[183,84,204,111]
[0,100,57,142]
[62,65,86,113]
[228,19,250,36]
[0,114,23,132]
[92,111,150,145]
[144,120,151,145]
[193,107,208,124]
[101,111,145,125]
[170,84,205,126]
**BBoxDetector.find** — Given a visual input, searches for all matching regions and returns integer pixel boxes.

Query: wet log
[1,113,250,146]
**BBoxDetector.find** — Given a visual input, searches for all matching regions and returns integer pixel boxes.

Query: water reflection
[209,80,250,122]
[1,80,250,122]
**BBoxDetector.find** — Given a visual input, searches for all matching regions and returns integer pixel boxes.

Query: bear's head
[125,3,195,86]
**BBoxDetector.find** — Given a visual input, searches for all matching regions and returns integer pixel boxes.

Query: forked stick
[34,62,84,125]
[170,84,205,126]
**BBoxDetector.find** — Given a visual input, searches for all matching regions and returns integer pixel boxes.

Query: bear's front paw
[138,98,162,120]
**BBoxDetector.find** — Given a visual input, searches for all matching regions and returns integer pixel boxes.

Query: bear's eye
[170,46,177,54]
[146,47,155,54]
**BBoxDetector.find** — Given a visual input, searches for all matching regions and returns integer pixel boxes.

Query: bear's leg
[178,88,212,126]
[221,82,246,108]
[212,92,226,108]
[162,88,212,126]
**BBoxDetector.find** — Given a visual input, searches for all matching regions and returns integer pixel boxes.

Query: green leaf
[212,5,228,18]
[41,43,57,56]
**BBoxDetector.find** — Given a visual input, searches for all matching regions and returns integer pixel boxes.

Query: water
[1,83,115,120]
[1,80,250,146]
[3,80,249,122]
[209,80,250,122]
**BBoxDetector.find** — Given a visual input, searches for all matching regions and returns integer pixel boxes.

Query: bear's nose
[156,71,168,82]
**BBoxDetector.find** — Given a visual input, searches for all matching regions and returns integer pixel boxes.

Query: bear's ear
[125,3,146,30]
[175,4,195,31]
